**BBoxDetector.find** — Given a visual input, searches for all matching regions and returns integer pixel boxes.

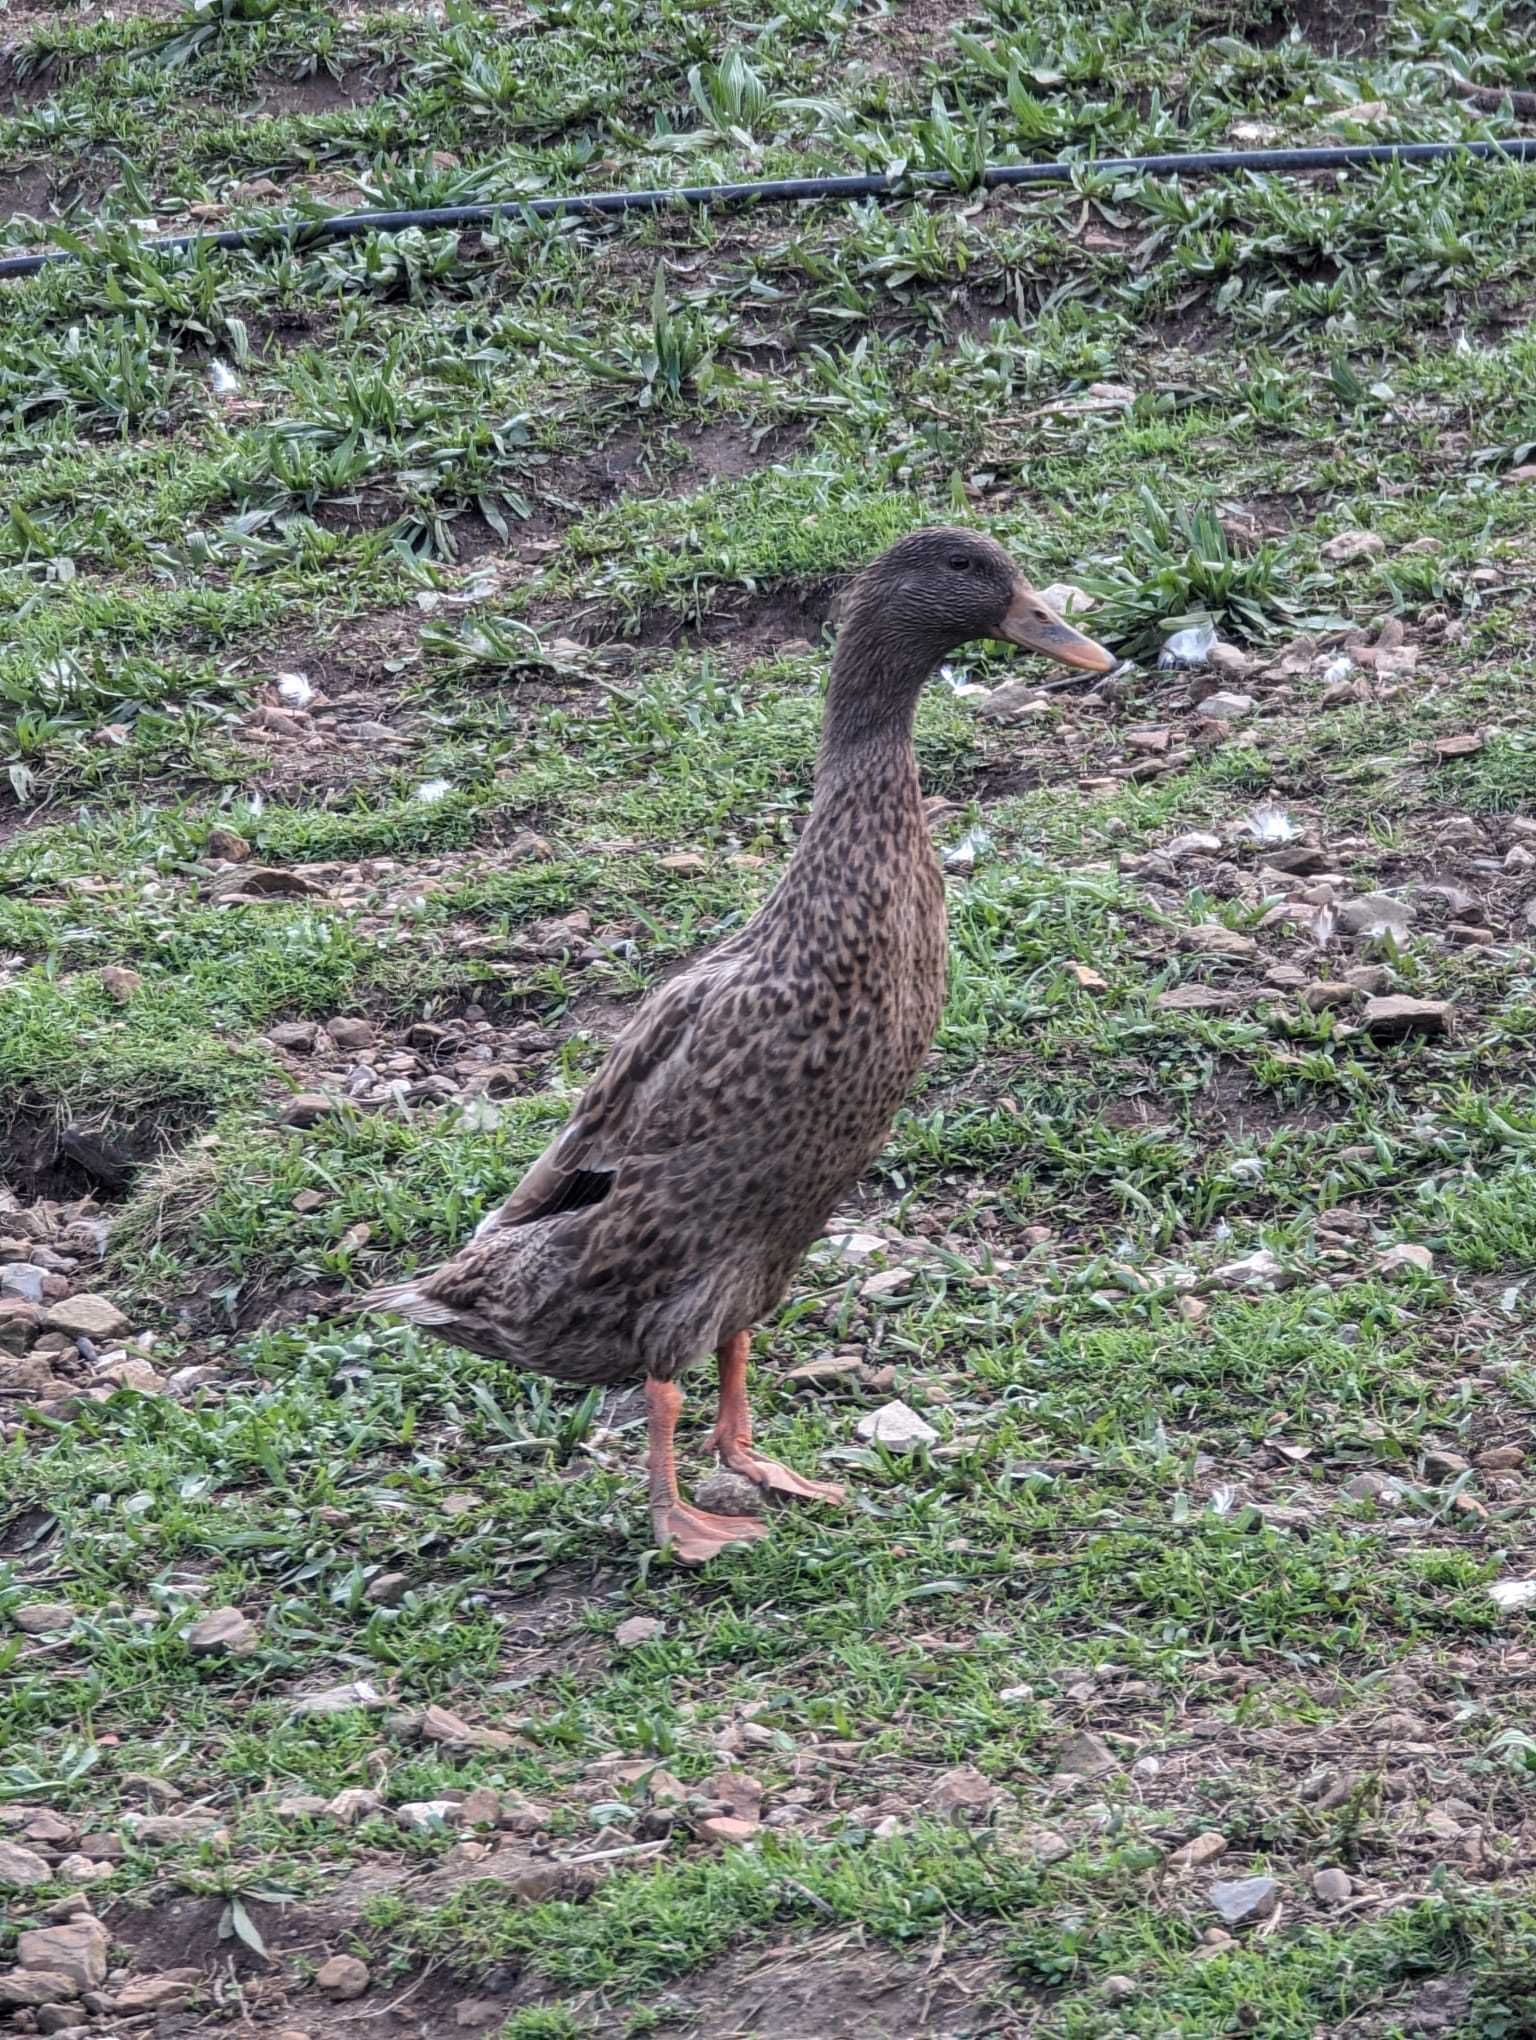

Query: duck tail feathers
[355,1278,458,1329]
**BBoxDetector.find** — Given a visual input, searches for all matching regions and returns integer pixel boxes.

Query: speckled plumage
[363,530,1112,1412]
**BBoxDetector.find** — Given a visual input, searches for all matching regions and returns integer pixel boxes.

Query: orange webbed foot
[714,1440,847,1506]
[653,1501,770,1564]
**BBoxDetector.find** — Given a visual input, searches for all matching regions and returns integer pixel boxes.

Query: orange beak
[994,585,1116,673]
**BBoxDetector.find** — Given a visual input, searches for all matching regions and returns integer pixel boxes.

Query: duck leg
[646,1376,769,1563]
[711,1332,846,1505]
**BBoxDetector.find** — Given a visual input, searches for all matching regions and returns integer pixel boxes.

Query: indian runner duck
[363,528,1114,1560]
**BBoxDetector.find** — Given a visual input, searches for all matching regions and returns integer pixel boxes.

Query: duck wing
[485,951,745,1234]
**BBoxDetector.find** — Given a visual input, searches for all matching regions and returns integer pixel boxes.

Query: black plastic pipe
[4,137,1536,280]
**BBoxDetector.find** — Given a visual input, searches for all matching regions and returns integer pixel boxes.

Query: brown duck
[363,529,1113,1561]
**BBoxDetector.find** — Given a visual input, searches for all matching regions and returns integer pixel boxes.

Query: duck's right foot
[653,1502,770,1564]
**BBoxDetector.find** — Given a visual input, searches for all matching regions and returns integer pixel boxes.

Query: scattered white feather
[1237,801,1301,844]
[415,778,452,804]
[209,359,240,397]
[276,671,314,708]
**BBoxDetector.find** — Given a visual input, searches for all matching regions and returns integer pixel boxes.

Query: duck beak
[994,585,1116,673]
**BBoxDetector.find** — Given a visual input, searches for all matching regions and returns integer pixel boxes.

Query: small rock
[43,1295,128,1339]
[1209,1874,1279,1925]
[0,1840,53,1886]
[929,1765,997,1817]
[0,1974,80,2010]
[316,1954,370,2001]
[1302,980,1359,1011]
[1361,996,1452,1042]
[693,1469,765,1516]
[1,1264,46,1303]
[1103,1975,1138,2005]
[1344,964,1390,994]
[1055,1733,1115,1778]
[615,1616,665,1649]
[1168,1832,1228,1871]
[1209,1248,1289,1291]
[114,1975,197,2013]
[1321,530,1385,564]
[12,1602,74,1634]
[455,2002,505,2030]
[1040,582,1095,616]
[99,967,143,1003]
[365,1572,409,1607]
[860,1266,913,1300]
[278,1092,339,1128]
[1434,732,1484,760]
[1489,1579,1536,1612]
[855,1400,938,1451]
[327,1789,383,1825]
[326,1017,375,1049]
[658,852,708,874]
[1476,1445,1525,1471]
[289,1680,385,1717]
[1313,1866,1352,1905]
[184,1605,259,1657]
[1200,691,1256,722]
[206,828,251,861]
[1155,985,1240,1014]
[697,1815,759,1845]
[1337,893,1412,937]
[1180,924,1258,959]
[1422,1447,1468,1479]
[1346,1471,1404,1504]
[1377,1243,1434,1277]
[291,1188,326,1212]
[397,1800,464,1831]
[268,1020,319,1051]
[1163,832,1223,860]
[18,1918,111,1992]
[129,1814,226,1845]
[416,1703,515,1751]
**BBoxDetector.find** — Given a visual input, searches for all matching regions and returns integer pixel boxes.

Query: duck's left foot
[654,1501,770,1564]
[713,1439,846,1506]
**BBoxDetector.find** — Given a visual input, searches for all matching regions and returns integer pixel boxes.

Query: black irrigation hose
[4,136,1536,280]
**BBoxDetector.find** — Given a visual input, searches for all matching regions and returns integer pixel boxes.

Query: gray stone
[1055,1733,1115,1778]
[316,1954,370,2000]
[1313,1866,1352,1905]
[17,1918,111,1991]
[43,1295,128,1339]
[0,1973,79,2010]
[855,1400,937,1450]
[184,1605,259,1657]
[1201,691,1256,721]
[12,1602,74,1634]
[1,1264,45,1304]
[0,1840,53,1887]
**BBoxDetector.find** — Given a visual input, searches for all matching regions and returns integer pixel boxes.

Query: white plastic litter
[1157,622,1217,669]
[943,825,992,873]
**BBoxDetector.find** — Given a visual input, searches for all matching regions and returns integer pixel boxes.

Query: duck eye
[947,554,971,574]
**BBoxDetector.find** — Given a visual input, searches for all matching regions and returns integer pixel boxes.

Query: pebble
[928,1765,997,1816]
[855,1400,937,1450]
[17,1918,111,1991]
[697,1815,759,1845]
[278,1092,338,1128]
[0,1265,46,1304]
[1054,1733,1115,1778]
[397,1800,464,1831]
[1209,1249,1290,1291]
[1312,1866,1352,1905]
[288,1680,385,1717]
[1155,985,1240,1013]
[1377,1243,1434,1277]
[316,1954,370,2000]
[114,1975,197,2013]
[0,1974,79,2010]
[1103,1975,1138,2004]
[1302,980,1359,1011]
[12,1603,74,1634]
[1321,529,1385,563]
[693,1469,765,1515]
[184,1606,259,1657]
[43,1295,128,1339]
[1167,1831,1228,1871]
[1361,996,1452,1041]
[1201,691,1256,721]
[1181,924,1258,958]
[1209,1875,1279,1925]
[326,1017,375,1049]
[614,1616,665,1649]
[0,1840,53,1886]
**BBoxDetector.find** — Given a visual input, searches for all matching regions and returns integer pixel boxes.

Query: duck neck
[814,608,937,802]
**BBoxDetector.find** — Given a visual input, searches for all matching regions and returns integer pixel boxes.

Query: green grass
[6,0,1536,2032]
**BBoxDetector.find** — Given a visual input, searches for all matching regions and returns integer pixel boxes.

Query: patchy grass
[5,0,1536,2034]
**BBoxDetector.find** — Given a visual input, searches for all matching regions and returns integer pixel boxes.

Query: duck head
[852,526,1116,674]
